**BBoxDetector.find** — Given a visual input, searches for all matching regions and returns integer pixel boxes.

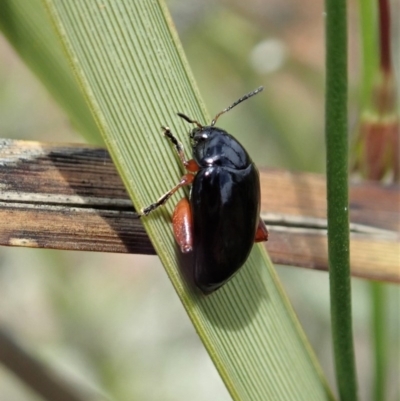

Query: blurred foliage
[178,3,327,172]
[0,1,399,401]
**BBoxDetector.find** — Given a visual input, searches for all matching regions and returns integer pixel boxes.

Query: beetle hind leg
[172,197,193,253]
[255,218,269,242]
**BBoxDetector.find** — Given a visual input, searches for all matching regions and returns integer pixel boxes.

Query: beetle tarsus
[141,174,194,215]
[162,126,185,162]
[141,192,173,216]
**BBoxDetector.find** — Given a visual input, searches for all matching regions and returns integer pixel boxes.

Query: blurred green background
[0,1,398,400]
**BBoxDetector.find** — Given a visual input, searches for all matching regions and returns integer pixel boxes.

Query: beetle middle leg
[140,173,195,216]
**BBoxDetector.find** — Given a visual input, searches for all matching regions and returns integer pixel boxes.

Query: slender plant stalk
[378,0,391,74]
[325,1,358,400]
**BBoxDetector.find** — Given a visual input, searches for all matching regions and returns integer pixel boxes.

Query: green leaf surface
[39,1,335,400]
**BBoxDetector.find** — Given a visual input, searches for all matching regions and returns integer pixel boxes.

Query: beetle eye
[190,129,208,145]
[190,127,200,136]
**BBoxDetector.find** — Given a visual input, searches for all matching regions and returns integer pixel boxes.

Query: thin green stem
[324,1,358,401]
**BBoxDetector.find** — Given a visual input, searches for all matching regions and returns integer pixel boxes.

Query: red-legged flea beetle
[141,87,268,293]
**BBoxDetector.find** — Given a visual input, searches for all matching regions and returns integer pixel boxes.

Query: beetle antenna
[211,86,264,126]
[177,113,203,129]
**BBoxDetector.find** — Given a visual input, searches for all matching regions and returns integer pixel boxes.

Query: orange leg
[172,198,193,253]
[255,218,269,242]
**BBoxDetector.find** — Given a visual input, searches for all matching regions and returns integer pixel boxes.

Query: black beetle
[141,87,268,293]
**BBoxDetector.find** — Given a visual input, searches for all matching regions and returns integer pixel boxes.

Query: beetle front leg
[162,126,199,172]
[254,218,269,242]
[172,197,193,253]
[140,173,194,216]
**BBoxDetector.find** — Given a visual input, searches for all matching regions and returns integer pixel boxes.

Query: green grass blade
[371,282,387,401]
[41,1,335,399]
[0,0,102,143]
[357,0,379,110]
[324,0,358,400]
[357,1,390,399]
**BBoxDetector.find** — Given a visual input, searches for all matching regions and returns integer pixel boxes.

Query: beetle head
[189,127,210,149]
